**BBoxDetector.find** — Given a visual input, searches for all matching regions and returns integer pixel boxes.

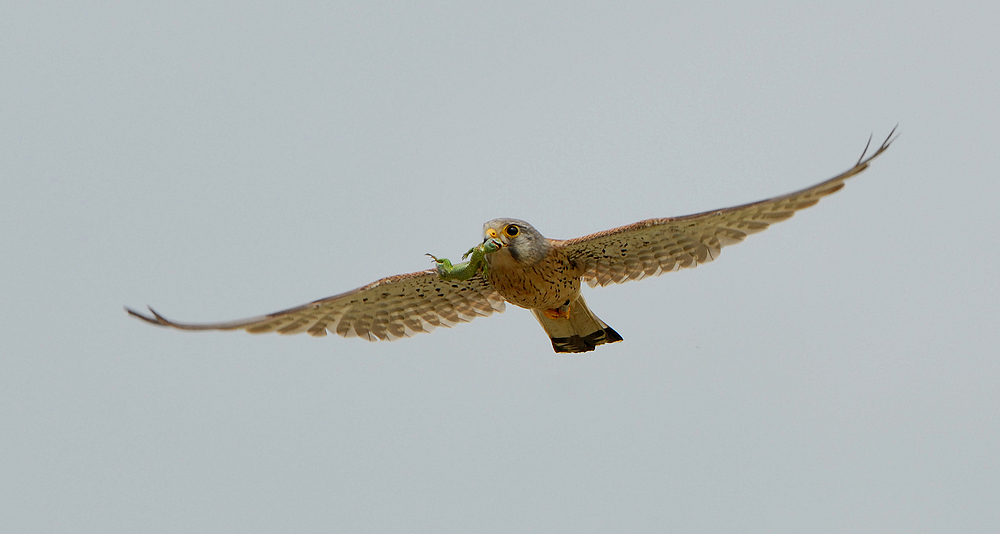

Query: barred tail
[531,295,623,353]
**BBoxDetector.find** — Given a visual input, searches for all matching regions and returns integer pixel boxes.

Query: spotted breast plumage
[127,130,895,353]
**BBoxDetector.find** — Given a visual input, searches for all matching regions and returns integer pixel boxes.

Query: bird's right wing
[126,270,505,341]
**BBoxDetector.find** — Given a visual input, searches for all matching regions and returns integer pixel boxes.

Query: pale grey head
[482,218,552,265]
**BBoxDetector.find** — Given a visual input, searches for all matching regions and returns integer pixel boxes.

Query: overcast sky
[3,1,999,532]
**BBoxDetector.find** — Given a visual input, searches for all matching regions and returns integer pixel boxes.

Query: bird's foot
[543,305,571,320]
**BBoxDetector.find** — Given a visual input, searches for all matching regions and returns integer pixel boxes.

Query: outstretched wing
[558,130,896,287]
[126,270,505,341]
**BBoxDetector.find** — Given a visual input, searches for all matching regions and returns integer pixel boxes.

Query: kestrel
[127,131,895,353]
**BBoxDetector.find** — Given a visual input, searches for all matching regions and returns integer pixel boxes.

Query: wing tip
[857,125,899,167]
[125,305,169,326]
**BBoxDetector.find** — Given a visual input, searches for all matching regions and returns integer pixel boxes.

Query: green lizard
[427,238,502,281]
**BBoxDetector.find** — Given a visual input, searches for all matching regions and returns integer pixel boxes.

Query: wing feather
[126,269,505,342]
[558,130,896,287]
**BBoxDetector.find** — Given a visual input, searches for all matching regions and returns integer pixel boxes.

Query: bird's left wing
[557,130,896,287]
[126,270,505,341]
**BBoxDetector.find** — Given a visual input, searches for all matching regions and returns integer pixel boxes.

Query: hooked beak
[484,228,503,248]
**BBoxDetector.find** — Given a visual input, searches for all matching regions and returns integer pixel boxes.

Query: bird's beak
[484,228,501,245]
[483,229,504,250]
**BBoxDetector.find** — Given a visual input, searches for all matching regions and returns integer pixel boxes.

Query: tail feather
[531,296,623,353]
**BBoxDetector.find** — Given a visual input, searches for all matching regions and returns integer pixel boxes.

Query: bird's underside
[127,129,896,352]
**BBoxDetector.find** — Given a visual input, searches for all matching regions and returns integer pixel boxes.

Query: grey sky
[3,1,998,532]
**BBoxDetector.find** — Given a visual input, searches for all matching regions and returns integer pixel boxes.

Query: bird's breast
[486,249,581,310]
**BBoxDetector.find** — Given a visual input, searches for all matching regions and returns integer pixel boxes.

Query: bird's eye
[504,225,519,237]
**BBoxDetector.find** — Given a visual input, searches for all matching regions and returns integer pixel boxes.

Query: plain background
[3,1,998,532]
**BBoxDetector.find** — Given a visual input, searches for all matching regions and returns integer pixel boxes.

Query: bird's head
[482,218,551,265]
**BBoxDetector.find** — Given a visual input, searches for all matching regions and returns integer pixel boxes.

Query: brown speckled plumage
[127,270,505,342]
[486,243,580,311]
[127,130,895,352]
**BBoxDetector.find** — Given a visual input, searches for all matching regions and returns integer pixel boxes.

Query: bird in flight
[128,130,895,352]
